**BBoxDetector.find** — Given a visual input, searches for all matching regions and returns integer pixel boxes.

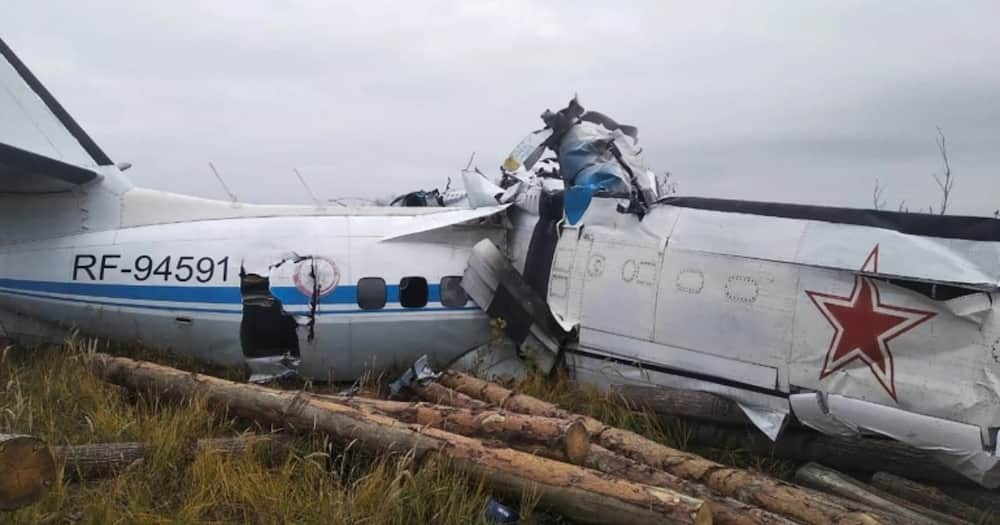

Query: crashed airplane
[2,37,1000,487]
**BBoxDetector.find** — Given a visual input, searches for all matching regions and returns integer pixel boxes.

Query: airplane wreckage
[2,36,1000,490]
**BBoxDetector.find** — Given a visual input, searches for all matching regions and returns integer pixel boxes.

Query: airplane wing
[379,204,510,241]
[0,36,111,193]
[0,141,99,192]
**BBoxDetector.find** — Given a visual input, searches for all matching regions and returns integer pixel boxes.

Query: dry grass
[5,338,990,524]
[0,337,576,524]
[0,339,532,525]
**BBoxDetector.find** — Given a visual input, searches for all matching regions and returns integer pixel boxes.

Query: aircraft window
[440,276,468,307]
[357,277,387,310]
[399,276,429,308]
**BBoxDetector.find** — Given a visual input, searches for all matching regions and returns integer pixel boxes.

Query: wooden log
[411,381,489,410]
[81,353,711,525]
[613,385,750,425]
[0,433,56,510]
[439,370,883,525]
[56,434,292,480]
[336,397,591,465]
[518,442,799,525]
[439,370,603,432]
[683,422,970,486]
[869,472,982,524]
[933,484,1000,515]
[794,463,966,525]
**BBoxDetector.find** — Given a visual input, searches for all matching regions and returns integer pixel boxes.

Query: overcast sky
[4,1,998,215]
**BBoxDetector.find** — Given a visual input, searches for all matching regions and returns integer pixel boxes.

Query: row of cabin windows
[357,276,467,310]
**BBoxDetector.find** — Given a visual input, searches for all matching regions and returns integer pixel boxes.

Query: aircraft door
[546,223,590,331]
[577,229,662,342]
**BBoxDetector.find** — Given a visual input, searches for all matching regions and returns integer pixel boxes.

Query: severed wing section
[0,36,110,193]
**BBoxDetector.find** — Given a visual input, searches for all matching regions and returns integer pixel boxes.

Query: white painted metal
[548,195,1000,486]
[578,328,779,390]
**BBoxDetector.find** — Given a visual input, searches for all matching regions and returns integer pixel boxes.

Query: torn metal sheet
[451,340,533,382]
[788,392,860,437]
[793,392,1000,487]
[464,239,565,372]
[388,354,440,398]
[462,167,507,208]
[736,402,789,441]
[246,354,301,384]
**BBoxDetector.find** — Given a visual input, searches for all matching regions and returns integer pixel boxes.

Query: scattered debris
[483,496,520,524]
[387,354,439,398]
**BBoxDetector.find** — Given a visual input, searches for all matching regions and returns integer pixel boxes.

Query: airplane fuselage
[0,212,501,380]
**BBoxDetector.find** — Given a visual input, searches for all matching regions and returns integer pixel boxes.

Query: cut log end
[695,505,713,525]
[0,434,56,511]
[563,420,591,465]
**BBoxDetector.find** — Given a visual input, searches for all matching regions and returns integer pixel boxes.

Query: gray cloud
[5,0,998,215]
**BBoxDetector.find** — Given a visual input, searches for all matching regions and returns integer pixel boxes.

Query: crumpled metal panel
[246,354,300,384]
[792,391,1000,487]
[389,354,440,398]
[791,269,1000,434]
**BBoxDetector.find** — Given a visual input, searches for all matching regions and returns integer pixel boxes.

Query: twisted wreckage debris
[7,353,987,525]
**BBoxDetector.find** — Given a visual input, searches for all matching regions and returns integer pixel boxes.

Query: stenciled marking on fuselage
[72,254,231,283]
[0,278,475,315]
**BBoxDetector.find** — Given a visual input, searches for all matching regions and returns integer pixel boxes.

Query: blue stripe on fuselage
[0,287,473,316]
[0,278,443,307]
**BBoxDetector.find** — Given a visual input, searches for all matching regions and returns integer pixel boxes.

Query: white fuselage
[543,196,1000,485]
[0,188,505,380]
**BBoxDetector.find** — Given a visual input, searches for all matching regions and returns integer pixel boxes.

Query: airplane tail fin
[0,36,131,242]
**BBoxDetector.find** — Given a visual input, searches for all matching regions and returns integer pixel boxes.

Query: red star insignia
[805,245,936,400]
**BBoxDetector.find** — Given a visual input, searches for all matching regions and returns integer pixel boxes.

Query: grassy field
[0,337,797,524]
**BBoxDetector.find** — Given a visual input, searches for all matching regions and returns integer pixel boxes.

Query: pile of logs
[615,385,974,485]
[2,354,993,525]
